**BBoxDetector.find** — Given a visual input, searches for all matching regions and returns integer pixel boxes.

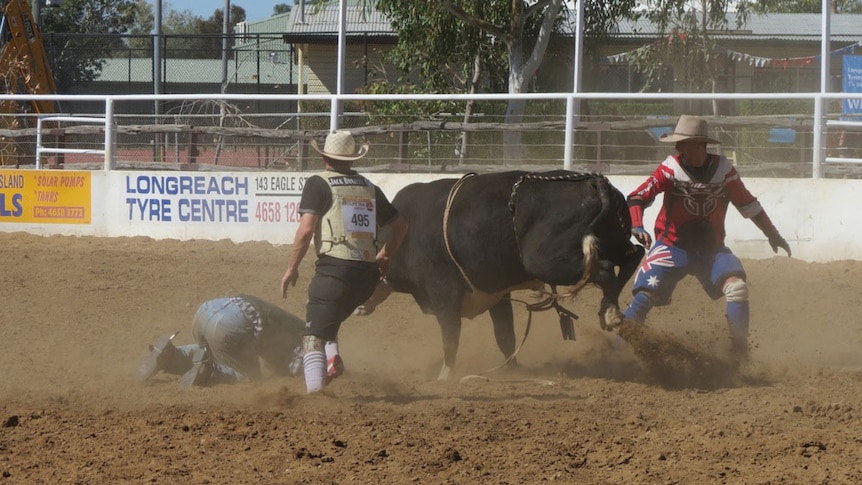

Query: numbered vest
[317,171,378,262]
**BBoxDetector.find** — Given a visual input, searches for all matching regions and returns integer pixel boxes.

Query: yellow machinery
[0,0,58,165]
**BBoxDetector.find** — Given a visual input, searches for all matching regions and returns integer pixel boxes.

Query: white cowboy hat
[310,130,370,161]
[660,115,721,145]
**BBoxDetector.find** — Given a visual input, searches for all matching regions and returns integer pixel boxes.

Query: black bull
[363,171,645,379]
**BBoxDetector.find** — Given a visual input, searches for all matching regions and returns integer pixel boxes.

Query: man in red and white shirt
[625,115,791,363]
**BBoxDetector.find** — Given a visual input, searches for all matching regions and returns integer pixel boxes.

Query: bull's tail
[560,175,610,299]
[559,234,599,298]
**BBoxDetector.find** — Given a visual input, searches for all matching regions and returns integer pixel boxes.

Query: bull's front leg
[435,312,462,380]
[597,245,645,330]
[488,297,518,368]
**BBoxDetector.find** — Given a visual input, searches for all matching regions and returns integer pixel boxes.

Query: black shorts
[305,256,380,341]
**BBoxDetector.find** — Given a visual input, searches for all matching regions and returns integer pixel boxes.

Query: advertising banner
[843,55,862,116]
[122,172,307,227]
[0,170,91,224]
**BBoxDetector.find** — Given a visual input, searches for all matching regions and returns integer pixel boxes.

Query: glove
[767,232,791,257]
[631,226,652,249]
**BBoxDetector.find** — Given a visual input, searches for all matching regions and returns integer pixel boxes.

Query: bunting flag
[603,40,862,69]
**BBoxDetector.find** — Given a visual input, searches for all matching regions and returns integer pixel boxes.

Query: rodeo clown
[280,130,408,394]
[624,115,791,363]
[136,294,306,387]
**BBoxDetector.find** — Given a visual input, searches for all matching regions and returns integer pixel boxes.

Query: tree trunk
[504,38,527,164]
[459,50,483,165]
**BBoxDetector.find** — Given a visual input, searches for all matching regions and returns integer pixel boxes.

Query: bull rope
[458,294,577,386]
[445,171,602,386]
[442,172,479,292]
[458,293,576,387]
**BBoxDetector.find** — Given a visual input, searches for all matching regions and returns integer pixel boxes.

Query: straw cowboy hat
[660,115,721,145]
[311,130,370,161]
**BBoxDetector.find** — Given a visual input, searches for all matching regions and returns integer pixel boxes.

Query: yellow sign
[0,170,91,224]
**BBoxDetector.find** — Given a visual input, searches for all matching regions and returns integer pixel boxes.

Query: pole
[153,0,162,162]
[221,0,230,95]
[812,0,831,178]
[330,0,346,132]
[104,98,115,170]
[564,0,585,171]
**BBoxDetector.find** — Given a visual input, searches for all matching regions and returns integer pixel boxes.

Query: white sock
[302,350,326,394]
[325,340,339,362]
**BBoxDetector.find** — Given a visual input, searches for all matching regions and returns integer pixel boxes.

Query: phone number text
[254,201,301,223]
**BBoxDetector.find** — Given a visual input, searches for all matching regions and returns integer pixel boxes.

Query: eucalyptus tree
[374,0,640,161]
[41,0,137,91]
[625,0,758,115]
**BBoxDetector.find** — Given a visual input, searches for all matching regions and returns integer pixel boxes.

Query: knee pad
[301,335,325,353]
[722,278,748,302]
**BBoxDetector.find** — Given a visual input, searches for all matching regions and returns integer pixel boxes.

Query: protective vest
[316,170,378,262]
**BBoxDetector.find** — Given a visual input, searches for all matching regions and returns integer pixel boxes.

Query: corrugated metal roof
[97,57,299,84]
[285,0,391,35]
[242,5,861,44]
[609,13,862,42]
[234,12,292,35]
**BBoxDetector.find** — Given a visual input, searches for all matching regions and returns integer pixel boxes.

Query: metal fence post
[564,96,575,171]
[812,94,824,178]
[104,98,115,171]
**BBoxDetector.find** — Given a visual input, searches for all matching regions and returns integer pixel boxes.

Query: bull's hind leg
[436,313,462,380]
[488,297,517,368]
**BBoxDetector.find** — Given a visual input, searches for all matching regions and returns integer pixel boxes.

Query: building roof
[97,57,298,85]
[279,0,394,43]
[250,4,862,45]
[235,12,292,34]
[609,13,862,43]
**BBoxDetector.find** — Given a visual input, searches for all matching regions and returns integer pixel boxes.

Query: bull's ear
[148,344,155,352]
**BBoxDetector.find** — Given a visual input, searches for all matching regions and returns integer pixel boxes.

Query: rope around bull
[459,292,577,387]
[506,171,602,214]
[444,171,605,386]
[507,171,607,301]
[444,170,603,296]
[442,172,479,292]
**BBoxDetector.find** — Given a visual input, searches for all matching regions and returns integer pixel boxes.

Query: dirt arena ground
[2,231,862,484]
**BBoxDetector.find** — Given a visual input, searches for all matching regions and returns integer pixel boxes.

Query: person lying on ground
[136,294,338,387]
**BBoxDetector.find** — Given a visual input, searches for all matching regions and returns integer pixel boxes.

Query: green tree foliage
[41,0,137,92]
[160,5,246,59]
[181,5,247,59]
[129,0,153,34]
[273,3,292,15]
[125,0,154,57]
[374,0,639,94]
[374,0,508,94]
[625,0,755,114]
[372,0,641,161]
[162,8,199,34]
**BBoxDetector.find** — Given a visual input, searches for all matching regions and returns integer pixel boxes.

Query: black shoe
[179,347,213,388]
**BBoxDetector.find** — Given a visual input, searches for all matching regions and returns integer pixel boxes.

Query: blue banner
[844,55,862,116]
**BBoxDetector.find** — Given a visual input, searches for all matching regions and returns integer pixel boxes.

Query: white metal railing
[35,110,114,170]
[7,91,862,177]
[824,119,862,165]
